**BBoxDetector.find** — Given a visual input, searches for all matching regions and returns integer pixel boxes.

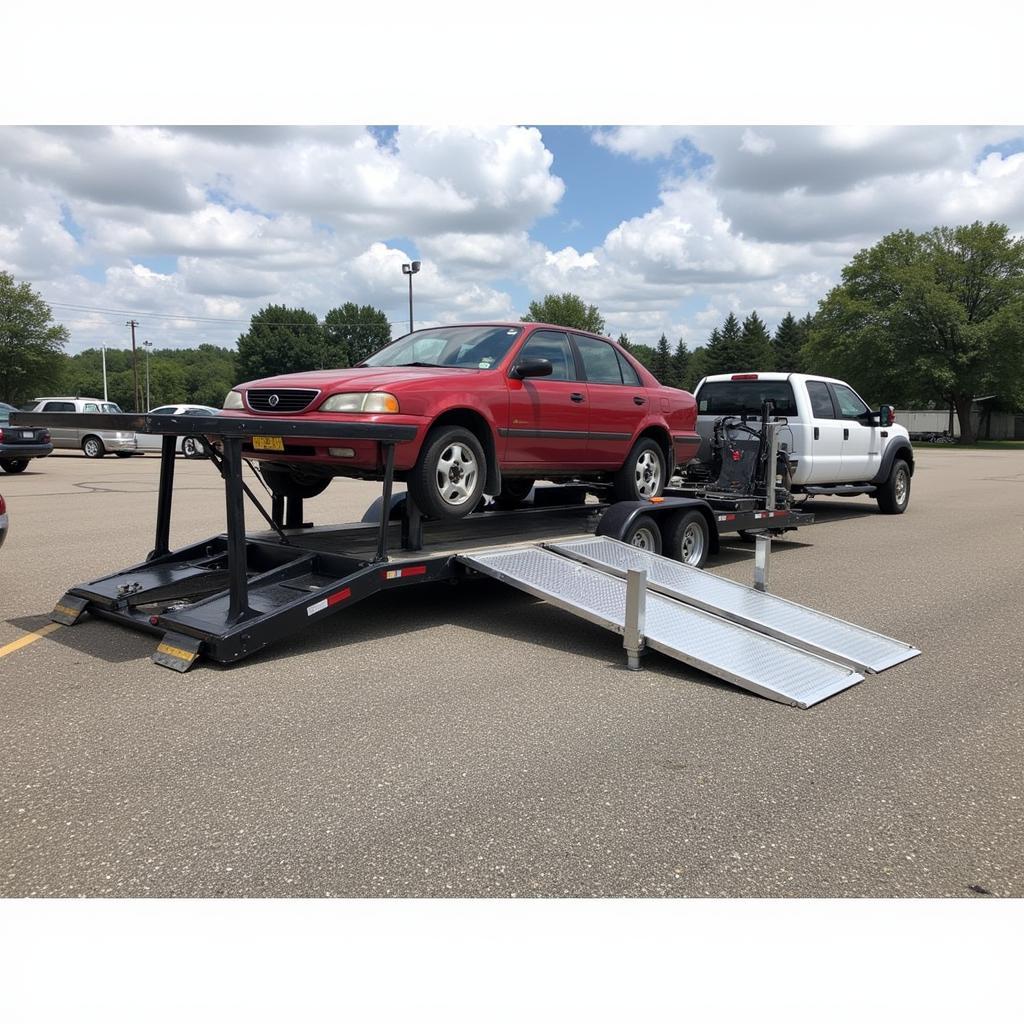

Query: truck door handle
[843,428,849,440]
[570,392,584,403]
[633,396,646,405]
[814,427,819,440]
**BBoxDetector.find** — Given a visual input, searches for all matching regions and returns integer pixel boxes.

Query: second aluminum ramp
[459,546,862,708]
[547,537,920,673]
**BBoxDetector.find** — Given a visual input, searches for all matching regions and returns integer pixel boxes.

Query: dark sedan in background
[0,402,53,473]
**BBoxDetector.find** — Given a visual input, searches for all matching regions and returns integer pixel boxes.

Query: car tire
[182,436,204,459]
[622,514,663,553]
[491,477,535,510]
[1,458,29,474]
[115,451,134,458]
[876,458,911,515]
[82,436,105,458]
[612,437,666,503]
[664,510,710,568]
[259,464,331,500]
[408,426,487,520]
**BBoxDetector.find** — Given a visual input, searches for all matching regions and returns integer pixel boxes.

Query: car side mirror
[879,404,895,427]
[510,358,553,380]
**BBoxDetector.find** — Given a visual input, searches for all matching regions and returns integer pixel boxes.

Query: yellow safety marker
[0,622,62,659]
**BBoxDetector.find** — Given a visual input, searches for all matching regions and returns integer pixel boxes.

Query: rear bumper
[0,444,53,459]
[98,434,137,451]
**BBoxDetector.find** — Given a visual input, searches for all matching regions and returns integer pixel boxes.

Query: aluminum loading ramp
[548,537,921,674]
[459,546,864,708]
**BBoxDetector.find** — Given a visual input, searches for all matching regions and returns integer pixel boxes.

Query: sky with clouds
[2,124,1024,355]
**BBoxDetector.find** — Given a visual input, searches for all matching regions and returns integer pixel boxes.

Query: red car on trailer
[221,322,700,519]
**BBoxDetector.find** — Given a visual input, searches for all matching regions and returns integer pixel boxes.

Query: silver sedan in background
[135,404,220,458]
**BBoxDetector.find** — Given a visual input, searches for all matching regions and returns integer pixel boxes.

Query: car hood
[239,366,483,392]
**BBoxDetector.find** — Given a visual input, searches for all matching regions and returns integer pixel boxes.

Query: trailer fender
[596,498,720,554]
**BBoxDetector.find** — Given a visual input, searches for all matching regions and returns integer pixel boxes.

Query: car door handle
[633,396,646,405]
[814,427,819,440]
[570,393,585,403]
[843,428,849,440]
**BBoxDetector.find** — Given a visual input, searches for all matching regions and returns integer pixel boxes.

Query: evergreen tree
[702,314,743,375]
[670,339,690,390]
[686,346,710,391]
[738,310,774,370]
[651,333,673,383]
[617,332,631,351]
[772,312,804,372]
[628,343,657,370]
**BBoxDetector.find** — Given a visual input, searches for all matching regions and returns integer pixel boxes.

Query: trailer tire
[260,464,331,500]
[408,425,487,520]
[612,437,666,502]
[622,514,662,554]
[876,458,910,515]
[492,477,535,510]
[665,510,710,568]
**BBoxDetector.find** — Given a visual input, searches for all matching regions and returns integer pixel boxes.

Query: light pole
[401,260,421,334]
[143,341,153,410]
[101,345,108,401]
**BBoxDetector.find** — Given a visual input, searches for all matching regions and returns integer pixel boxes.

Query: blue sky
[2,125,1024,354]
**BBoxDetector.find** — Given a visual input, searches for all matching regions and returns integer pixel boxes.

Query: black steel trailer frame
[11,410,813,672]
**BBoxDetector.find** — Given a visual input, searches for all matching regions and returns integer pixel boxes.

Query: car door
[39,400,77,447]
[137,405,177,449]
[804,380,845,483]
[828,381,881,481]
[571,335,644,467]
[504,329,590,468]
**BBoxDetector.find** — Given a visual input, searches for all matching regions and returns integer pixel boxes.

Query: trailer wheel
[491,477,535,510]
[0,458,29,473]
[876,458,911,515]
[612,438,666,502]
[260,464,331,500]
[82,435,107,458]
[622,514,662,554]
[408,425,487,520]
[665,510,709,568]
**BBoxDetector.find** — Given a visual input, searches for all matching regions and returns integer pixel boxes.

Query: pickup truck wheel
[259,464,331,500]
[623,514,662,554]
[492,477,535,510]
[82,435,105,458]
[612,438,666,502]
[408,426,487,520]
[665,510,709,568]
[876,458,911,514]
[1,458,29,473]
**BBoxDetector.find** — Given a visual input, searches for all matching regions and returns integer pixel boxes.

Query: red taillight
[0,428,4,443]
[41,430,51,442]
[0,494,6,514]
[731,373,758,380]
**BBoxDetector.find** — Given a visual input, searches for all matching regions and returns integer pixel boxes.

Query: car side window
[830,383,870,419]
[616,350,641,386]
[149,406,176,415]
[84,403,99,413]
[515,331,576,381]
[574,336,623,384]
[806,381,837,419]
[42,401,75,412]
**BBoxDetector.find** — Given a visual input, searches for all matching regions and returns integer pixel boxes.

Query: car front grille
[246,388,320,413]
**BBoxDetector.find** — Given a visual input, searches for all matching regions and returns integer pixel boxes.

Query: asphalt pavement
[0,448,1021,897]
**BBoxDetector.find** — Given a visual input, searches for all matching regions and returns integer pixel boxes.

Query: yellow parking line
[0,622,62,658]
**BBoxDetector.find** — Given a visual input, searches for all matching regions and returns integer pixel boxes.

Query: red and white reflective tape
[382,565,427,580]
[306,586,352,616]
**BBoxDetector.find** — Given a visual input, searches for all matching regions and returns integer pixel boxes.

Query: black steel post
[285,497,305,529]
[401,492,423,551]
[375,443,396,562]
[222,436,253,623]
[149,433,178,560]
[271,494,284,528]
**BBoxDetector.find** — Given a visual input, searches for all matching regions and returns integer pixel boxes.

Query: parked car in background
[220,322,701,519]
[22,397,136,458]
[0,402,53,473]
[135,404,220,458]
[0,493,7,550]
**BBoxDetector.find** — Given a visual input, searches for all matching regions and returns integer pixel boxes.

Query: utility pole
[143,340,153,410]
[126,319,141,411]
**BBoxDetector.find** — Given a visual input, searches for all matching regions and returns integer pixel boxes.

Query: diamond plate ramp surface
[547,537,919,673]
[459,546,863,708]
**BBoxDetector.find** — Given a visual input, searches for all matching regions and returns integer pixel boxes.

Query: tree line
[3,221,1022,443]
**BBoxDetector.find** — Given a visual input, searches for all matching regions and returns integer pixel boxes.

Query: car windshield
[360,326,524,370]
[103,403,123,414]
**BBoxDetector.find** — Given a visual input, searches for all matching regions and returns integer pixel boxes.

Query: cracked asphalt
[0,448,1021,897]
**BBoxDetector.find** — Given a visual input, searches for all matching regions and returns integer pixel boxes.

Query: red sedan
[220,322,700,519]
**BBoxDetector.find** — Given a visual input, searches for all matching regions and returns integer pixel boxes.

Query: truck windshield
[697,380,797,417]
[361,326,523,369]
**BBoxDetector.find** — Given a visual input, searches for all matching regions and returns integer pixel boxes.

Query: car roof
[32,396,109,402]
[418,321,619,345]
[699,372,848,385]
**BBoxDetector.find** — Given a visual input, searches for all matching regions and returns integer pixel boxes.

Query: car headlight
[319,392,400,414]
[223,390,244,410]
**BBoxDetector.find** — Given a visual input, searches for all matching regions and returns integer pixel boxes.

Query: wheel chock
[152,632,203,672]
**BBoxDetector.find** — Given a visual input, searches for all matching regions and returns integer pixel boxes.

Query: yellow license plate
[252,435,285,452]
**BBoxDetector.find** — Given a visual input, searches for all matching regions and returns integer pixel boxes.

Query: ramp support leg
[374,442,397,563]
[149,434,177,560]
[623,567,647,670]
[754,533,771,592]
[222,436,254,623]
[402,492,423,551]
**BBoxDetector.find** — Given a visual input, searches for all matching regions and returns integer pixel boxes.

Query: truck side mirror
[879,405,895,427]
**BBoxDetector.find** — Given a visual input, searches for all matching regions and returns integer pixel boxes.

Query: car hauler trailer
[11,409,918,707]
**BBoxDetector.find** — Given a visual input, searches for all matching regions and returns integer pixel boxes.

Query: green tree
[0,272,69,403]
[236,305,322,381]
[738,311,774,370]
[685,346,710,391]
[806,222,1024,442]
[772,312,806,372]
[671,339,690,390]
[617,332,631,351]
[522,293,605,334]
[651,333,673,383]
[702,314,743,375]
[323,303,392,368]
[628,343,657,370]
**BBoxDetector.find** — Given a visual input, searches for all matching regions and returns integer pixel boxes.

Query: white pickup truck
[690,372,915,514]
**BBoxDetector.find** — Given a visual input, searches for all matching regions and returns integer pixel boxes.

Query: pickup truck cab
[691,372,914,513]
